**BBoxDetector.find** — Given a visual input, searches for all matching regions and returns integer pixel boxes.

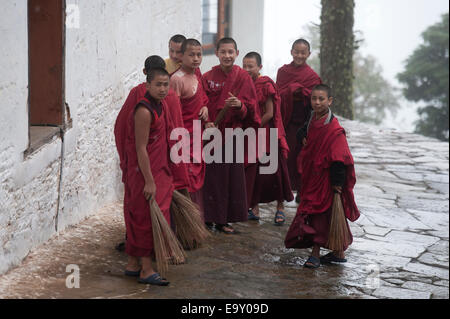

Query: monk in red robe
[114,56,189,250]
[284,84,360,269]
[202,37,260,234]
[276,39,321,194]
[170,39,209,216]
[122,68,175,285]
[243,52,294,226]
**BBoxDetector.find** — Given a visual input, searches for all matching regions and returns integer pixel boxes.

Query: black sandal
[274,211,286,226]
[304,256,320,269]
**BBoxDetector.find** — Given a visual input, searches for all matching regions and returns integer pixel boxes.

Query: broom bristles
[149,199,186,277]
[327,192,351,252]
[171,190,210,250]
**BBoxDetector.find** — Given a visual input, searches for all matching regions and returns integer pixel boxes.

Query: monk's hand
[204,122,216,129]
[225,92,242,109]
[332,186,342,194]
[198,106,209,121]
[143,182,156,201]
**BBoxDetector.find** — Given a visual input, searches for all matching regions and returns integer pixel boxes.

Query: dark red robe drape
[284,114,359,250]
[202,65,260,224]
[248,76,293,208]
[276,62,321,191]
[123,93,175,257]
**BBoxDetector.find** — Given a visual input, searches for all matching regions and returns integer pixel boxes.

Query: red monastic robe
[123,93,175,256]
[276,62,321,191]
[114,83,190,190]
[177,71,209,193]
[248,76,293,207]
[284,114,359,250]
[202,65,260,224]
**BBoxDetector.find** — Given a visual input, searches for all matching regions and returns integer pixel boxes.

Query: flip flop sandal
[248,209,260,221]
[320,252,347,264]
[274,211,286,226]
[124,269,141,277]
[138,273,170,286]
[304,256,320,269]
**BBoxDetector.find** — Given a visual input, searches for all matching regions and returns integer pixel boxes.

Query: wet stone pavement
[0,118,448,299]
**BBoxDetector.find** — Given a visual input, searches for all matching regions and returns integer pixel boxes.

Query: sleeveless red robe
[123,93,175,257]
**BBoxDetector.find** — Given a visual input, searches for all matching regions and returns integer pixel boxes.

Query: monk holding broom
[284,84,360,268]
[122,67,182,285]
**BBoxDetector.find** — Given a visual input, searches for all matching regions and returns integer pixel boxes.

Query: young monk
[123,68,174,285]
[242,52,294,226]
[202,37,260,234]
[114,56,190,250]
[284,84,360,269]
[276,39,321,198]
[170,38,209,214]
[165,34,186,75]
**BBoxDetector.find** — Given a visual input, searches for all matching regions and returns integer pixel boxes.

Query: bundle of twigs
[170,190,210,250]
[149,199,186,277]
[327,192,351,251]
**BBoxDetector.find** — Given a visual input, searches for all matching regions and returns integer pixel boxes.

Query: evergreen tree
[397,13,449,141]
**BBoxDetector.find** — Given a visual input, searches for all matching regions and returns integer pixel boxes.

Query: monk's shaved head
[292,38,311,52]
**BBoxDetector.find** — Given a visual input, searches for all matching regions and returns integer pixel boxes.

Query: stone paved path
[0,118,448,299]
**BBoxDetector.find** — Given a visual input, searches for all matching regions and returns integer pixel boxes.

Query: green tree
[397,13,449,141]
[305,24,400,125]
[320,0,355,119]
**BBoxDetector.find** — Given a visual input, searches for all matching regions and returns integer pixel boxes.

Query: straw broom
[149,198,186,277]
[327,192,351,251]
[171,190,210,250]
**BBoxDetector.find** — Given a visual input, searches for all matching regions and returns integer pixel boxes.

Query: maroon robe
[276,62,321,191]
[177,71,209,193]
[202,65,261,224]
[115,83,190,190]
[249,76,293,208]
[284,114,359,251]
[123,93,175,257]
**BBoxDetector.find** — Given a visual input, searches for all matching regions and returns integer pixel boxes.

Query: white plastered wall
[0,0,202,275]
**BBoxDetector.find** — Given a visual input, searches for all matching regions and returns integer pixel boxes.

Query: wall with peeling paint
[0,0,202,275]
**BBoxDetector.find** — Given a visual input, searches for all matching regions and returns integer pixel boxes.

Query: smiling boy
[276,39,321,196]
[165,34,186,75]
[201,37,260,234]
[284,84,360,269]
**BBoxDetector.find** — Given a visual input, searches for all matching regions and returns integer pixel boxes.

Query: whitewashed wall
[201,0,265,72]
[0,0,202,275]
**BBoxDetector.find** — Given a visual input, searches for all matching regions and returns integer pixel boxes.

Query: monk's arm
[134,106,156,200]
[260,96,274,127]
